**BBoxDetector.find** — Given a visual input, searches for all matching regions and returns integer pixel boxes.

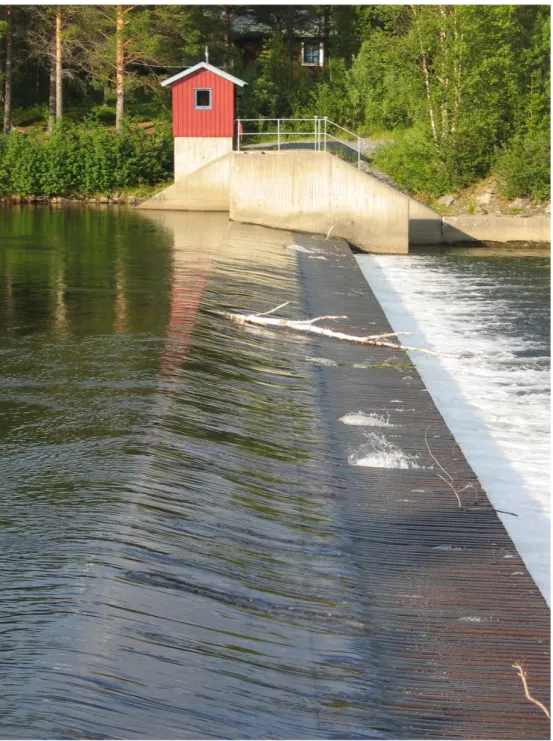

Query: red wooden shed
[161,62,247,180]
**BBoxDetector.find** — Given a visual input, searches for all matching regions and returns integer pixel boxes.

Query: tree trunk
[438,7,450,139]
[55,6,62,120]
[322,6,331,62]
[48,50,56,132]
[284,6,295,65]
[115,5,125,132]
[2,5,13,138]
[411,7,439,150]
[452,10,462,134]
[224,6,232,70]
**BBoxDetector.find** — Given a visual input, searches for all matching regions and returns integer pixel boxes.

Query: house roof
[161,62,247,89]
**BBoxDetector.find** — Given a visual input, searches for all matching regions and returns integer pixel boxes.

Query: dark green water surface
[0,208,375,739]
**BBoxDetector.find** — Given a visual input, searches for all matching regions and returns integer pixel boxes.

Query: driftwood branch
[218,308,440,356]
[255,301,290,317]
[512,662,550,720]
[425,429,518,516]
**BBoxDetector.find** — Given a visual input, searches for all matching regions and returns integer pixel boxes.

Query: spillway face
[0,208,549,740]
[293,234,550,740]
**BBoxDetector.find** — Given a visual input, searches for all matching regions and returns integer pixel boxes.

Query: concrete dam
[139,148,443,254]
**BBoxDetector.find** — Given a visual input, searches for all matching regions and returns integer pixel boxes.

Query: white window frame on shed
[194,88,212,110]
[301,42,324,67]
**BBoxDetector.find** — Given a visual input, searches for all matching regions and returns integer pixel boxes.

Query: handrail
[235,116,363,168]
[238,118,316,122]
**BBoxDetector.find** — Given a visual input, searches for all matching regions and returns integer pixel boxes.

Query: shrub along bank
[0,121,172,198]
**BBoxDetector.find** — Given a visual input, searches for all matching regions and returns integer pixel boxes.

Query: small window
[195,89,212,109]
[303,44,320,65]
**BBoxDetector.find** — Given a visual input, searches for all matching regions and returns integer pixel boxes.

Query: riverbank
[0,184,170,206]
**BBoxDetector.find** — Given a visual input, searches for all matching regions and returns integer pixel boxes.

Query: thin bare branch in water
[512,662,550,720]
[255,301,290,317]
[437,472,463,510]
[294,315,347,325]
[425,429,454,483]
[426,430,518,516]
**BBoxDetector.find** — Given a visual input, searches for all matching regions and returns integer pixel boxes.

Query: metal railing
[235,116,363,168]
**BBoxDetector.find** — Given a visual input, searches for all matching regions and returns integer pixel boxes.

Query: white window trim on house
[194,88,212,110]
[301,41,324,67]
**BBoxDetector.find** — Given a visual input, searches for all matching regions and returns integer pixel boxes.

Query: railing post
[277,119,280,151]
[237,119,241,152]
[324,117,327,152]
[358,136,361,169]
[314,116,318,152]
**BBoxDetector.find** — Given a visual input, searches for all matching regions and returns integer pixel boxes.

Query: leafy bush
[0,130,44,195]
[127,100,171,123]
[0,120,172,197]
[494,126,551,201]
[11,104,48,127]
[374,127,455,197]
[90,105,117,125]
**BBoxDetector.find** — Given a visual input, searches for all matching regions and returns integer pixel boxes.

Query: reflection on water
[0,208,375,739]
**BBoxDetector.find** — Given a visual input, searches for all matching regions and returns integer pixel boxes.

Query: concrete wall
[174,137,233,181]
[408,198,443,244]
[139,149,550,250]
[230,151,409,254]
[442,215,550,244]
[139,152,230,211]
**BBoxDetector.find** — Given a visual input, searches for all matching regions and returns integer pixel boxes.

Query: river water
[0,209,379,740]
[0,209,550,738]
[356,247,550,605]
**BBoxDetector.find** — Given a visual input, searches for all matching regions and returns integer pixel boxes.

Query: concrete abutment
[139,150,550,251]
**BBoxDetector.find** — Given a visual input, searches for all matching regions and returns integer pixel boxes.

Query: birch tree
[2,5,12,137]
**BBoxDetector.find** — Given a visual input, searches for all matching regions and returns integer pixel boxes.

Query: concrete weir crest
[139,149,443,254]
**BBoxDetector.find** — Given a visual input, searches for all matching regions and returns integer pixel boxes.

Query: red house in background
[161,62,247,181]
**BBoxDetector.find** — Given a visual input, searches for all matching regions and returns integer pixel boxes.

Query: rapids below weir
[357,247,550,605]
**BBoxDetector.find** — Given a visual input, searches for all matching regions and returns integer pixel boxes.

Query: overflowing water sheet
[0,210,380,740]
[356,249,551,605]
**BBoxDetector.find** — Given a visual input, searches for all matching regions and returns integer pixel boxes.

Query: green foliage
[352,4,550,200]
[11,104,48,127]
[495,126,551,202]
[0,130,44,195]
[310,59,352,126]
[348,32,418,132]
[1,4,550,201]
[127,99,171,124]
[0,121,172,197]
[238,35,313,123]
[89,105,116,125]
[374,127,454,197]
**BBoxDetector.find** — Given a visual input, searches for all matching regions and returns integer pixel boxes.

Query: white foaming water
[339,411,395,427]
[356,252,550,605]
[285,243,325,255]
[349,432,421,469]
[285,243,313,253]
